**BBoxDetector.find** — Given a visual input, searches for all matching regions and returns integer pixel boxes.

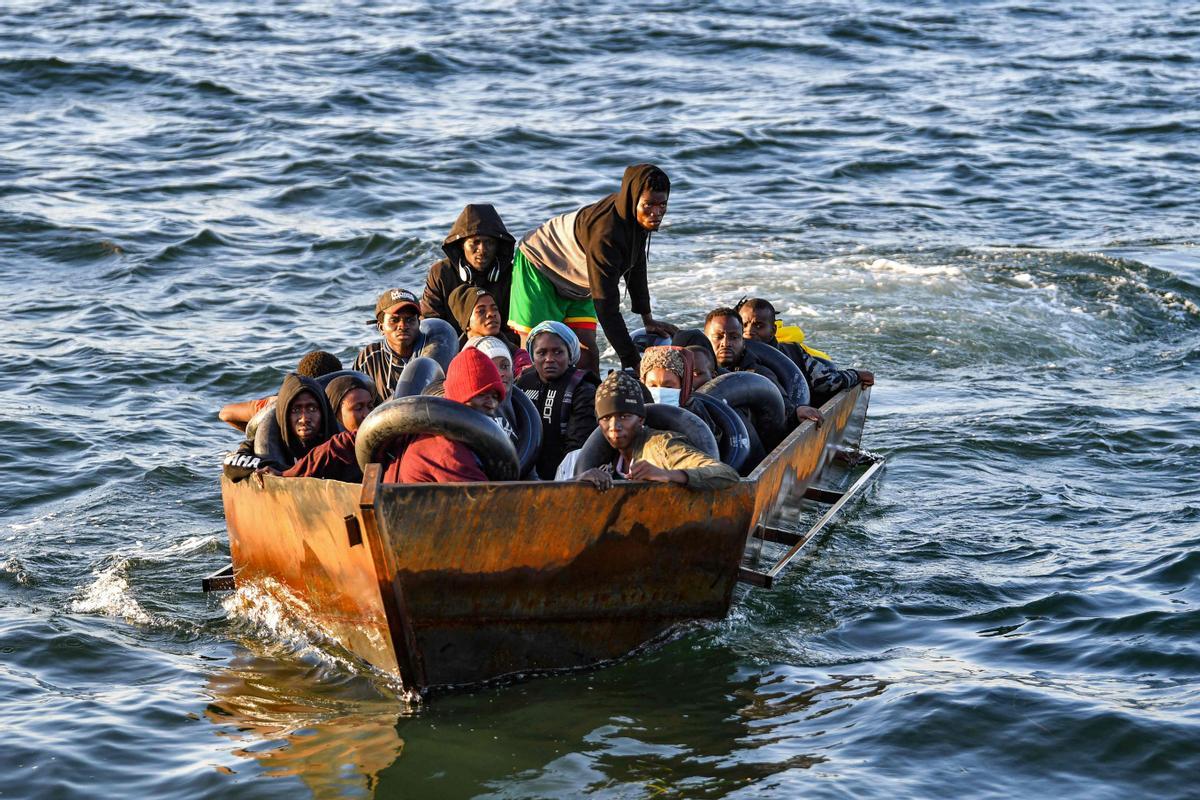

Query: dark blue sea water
[2,1,1198,797]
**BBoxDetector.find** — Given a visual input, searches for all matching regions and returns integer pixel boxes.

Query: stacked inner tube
[629,326,671,356]
[574,403,718,475]
[354,394,519,481]
[417,318,459,372]
[744,339,810,411]
[392,357,444,399]
[696,371,787,455]
[690,393,751,474]
[505,388,542,478]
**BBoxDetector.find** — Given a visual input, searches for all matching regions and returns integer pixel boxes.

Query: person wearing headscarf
[515,320,600,479]
[420,204,516,336]
[324,375,375,433]
[448,285,532,376]
[575,372,738,492]
[639,345,722,451]
[509,165,678,375]
[384,348,507,484]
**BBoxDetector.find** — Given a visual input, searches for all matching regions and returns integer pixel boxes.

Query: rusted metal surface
[218,385,874,693]
[367,478,757,689]
[221,473,400,675]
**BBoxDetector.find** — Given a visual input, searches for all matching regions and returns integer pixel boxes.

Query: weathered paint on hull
[220,385,870,693]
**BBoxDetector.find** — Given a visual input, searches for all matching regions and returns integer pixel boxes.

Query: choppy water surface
[2,1,1198,797]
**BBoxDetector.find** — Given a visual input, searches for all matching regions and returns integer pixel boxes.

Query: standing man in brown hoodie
[509,164,678,375]
[420,203,516,337]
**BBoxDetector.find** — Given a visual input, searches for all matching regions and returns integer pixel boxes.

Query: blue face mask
[648,386,681,406]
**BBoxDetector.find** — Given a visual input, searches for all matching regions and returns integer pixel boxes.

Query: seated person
[515,321,600,480]
[218,350,342,431]
[384,348,506,484]
[639,344,722,448]
[420,204,516,336]
[324,375,375,433]
[704,307,822,426]
[354,288,424,401]
[223,373,335,481]
[576,372,738,491]
[448,285,532,376]
[465,335,519,444]
[685,344,718,390]
[737,297,874,407]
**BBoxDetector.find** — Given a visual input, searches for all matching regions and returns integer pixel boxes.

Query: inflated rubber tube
[646,403,718,458]
[314,369,377,397]
[573,403,718,475]
[744,339,810,410]
[691,392,751,473]
[252,408,290,468]
[630,326,671,356]
[354,395,519,480]
[417,318,459,372]
[392,357,444,399]
[244,400,275,444]
[696,371,787,446]
[507,387,543,478]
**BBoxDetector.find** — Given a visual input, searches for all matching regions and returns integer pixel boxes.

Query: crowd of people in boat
[221,163,873,491]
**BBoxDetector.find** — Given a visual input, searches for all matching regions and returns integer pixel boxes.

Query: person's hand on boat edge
[576,467,615,491]
[640,315,678,339]
[856,370,875,387]
[796,406,823,428]
[626,459,687,485]
[252,465,282,487]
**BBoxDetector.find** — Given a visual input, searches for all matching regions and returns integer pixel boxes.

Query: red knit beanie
[444,347,506,404]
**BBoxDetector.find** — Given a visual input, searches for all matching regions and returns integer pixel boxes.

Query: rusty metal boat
[209,385,882,694]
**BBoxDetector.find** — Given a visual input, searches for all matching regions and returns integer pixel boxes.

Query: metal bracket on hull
[739,452,885,589]
[201,563,235,592]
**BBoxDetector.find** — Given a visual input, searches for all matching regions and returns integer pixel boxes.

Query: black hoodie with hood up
[420,204,516,336]
[222,373,336,482]
[520,164,669,370]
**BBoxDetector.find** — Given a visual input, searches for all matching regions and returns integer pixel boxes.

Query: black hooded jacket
[574,164,669,370]
[420,204,515,336]
[223,373,335,482]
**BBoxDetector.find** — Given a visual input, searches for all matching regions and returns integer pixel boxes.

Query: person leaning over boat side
[420,203,516,337]
[509,164,678,375]
[576,372,738,492]
[704,307,822,426]
[354,288,423,401]
[324,375,375,433]
[222,373,335,482]
[384,348,506,484]
[447,285,532,377]
[737,297,874,407]
[217,350,343,432]
[515,321,600,480]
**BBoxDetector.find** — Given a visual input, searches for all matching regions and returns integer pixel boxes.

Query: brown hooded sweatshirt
[420,204,516,336]
[518,164,669,370]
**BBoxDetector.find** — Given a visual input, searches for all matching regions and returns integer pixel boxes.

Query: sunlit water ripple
[2,1,1198,798]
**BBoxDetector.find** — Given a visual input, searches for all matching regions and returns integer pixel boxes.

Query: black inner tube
[354,394,519,480]
[744,339,810,411]
[696,370,787,451]
[507,387,542,478]
[393,357,444,399]
[691,392,751,473]
[417,318,460,372]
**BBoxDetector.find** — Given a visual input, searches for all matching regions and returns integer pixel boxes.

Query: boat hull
[220,385,870,692]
